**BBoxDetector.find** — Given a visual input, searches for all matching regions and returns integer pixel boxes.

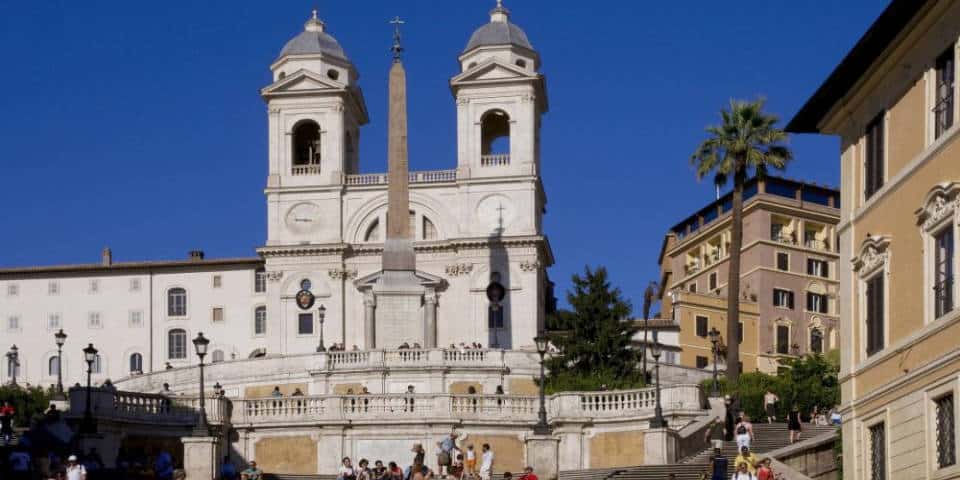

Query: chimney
[188,250,205,261]
[101,247,113,266]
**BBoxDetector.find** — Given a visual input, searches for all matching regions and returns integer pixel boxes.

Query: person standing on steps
[734,446,759,476]
[763,390,779,423]
[731,462,756,480]
[756,458,773,480]
[710,447,728,480]
[787,404,803,444]
[479,444,494,480]
[735,414,754,450]
[723,396,735,441]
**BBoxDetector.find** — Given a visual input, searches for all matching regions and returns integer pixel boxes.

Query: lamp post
[708,327,720,397]
[650,336,667,429]
[317,304,327,352]
[6,345,18,386]
[533,334,550,434]
[81,343,98,434]
[192,332,210,436]
[54,329,67,400]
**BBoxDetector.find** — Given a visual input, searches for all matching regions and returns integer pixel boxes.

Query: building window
[7,316,20,331]
[168,288,187,316]
[696,356,708,369]
[480,109,511,159]
[298,313,314,335]
[6,283,19,297]
[866,274,885,356]
[130,278,141,292]
[688,283,697,293]
[808,259,829,278]
[212,275,222,288]
[48,313,61,330]
[129,310,143,328]
[935,47,956,139]
[936,393,957,469]
[168,329,187,360]
[292,120,322,168]
[48,357,60,376]
[129,353,143,374]
[88,312,102,329]
[776,325,790,355]
[773,289,794,309]
[254,307,267,335]
[212,350,225,363]
[934,226,954,318]
[776,252,789,271]
[708,272,718,291]
[807,292,829,314]
[423,217,438,240]
[869,422,886,480]
[810,328,824,354]
[255,268,267,293]
[91,354,103,374]
[212,307,224,323]
[89,279,100,294]
[865,112,885,200]
[48,281,60,295]
[695,315,708,337]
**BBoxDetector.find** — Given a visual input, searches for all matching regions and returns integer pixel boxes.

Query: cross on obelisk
[390,16,405,61]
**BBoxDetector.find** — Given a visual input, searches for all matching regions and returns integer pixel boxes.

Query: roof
[464,21,534,53]
[0,257,263,277]
[276,14,349,62]
[786,0,930,133]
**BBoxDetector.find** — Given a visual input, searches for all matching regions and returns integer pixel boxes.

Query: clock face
[285,203,322,234]
[477,195,514,233]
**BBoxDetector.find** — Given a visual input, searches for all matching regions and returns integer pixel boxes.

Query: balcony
[481,154,510,167]
[804,239,829,251]
[292,165,321,176]
[344,169,457,186]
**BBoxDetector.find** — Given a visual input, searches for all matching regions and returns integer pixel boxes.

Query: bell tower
[451,1,547,179]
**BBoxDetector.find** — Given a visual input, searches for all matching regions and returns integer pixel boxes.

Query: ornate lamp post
[54,329,67,400]
[317,304,327,352]
[649,336,667,429]
[708,327,720,397]
[192,332,210,436]
[533,334,550,434]
[81,343,98,434]
[6,345,18,386]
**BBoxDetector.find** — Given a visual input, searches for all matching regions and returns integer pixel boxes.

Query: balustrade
[345,170,456,186]
[481,154,510,167]
[292,165,321,176]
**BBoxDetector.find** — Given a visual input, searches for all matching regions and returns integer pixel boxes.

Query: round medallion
[295,289,316,310]
[285,203,323,234]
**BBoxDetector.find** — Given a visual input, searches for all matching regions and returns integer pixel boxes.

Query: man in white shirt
[479,444,494,480]
[66,455,88,480]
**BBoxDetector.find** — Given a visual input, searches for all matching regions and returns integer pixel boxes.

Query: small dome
[277,11,349,62]
[463,2,534,53]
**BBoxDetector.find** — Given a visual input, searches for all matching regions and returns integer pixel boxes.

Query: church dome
[277,11,349,61]
[463,2,534,53]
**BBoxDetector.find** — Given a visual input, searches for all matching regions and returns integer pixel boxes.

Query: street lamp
[533,334,550,434]
[192,332,210,436]
[6,345,18,386]
[54,329,67,400]
[81,343,98,434]
[708,327,720,397]
[649,336,667,429]
[317,304,327,352]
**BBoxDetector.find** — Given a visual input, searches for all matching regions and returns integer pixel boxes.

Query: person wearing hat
[65,455,87,480]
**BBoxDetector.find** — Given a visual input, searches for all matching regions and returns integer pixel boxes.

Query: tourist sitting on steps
[241,460,263,480]
[339,457,357,480]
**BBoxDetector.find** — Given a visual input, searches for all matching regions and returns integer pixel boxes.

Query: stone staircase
[558,423,837,480]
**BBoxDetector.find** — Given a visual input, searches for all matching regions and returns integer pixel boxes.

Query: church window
[168,288,187,316]
[300,279,312,291]
[327,69,340,81]
[810,328,823,354]
[423,216,437,240]
[255,268,267,293]
[481,110,511,164]
[48,357,60,376]
[254,306,267,336]
[129,353,142,374]
[365,219,381,242]
[292,120,321,168]
[298,313,314,335]
[515,59,527,68]
[168,329,187,360]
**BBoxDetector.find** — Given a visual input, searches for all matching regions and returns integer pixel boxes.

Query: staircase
[559,423,837,480]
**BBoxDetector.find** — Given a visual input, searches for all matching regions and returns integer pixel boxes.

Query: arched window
[327,69,340,81]
[168,329,187,360]
[212,350,225,363]
[129,353,143,374]
[810,328,824,354]
[481,110,511,162]
[515,59,527,68]
[292,120,321,167]
[364,219,381,242]
[92,354,103,374]
[168,288,187,316]
[254,307,267,336]
[48,357,60,376]
[423,217,438,240]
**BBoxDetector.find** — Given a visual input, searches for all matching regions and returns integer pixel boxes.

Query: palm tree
[690,98,792,384]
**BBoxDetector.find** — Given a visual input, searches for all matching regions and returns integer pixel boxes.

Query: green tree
[691,98,792,383]
[545,266,642,392]
[0,384,53,428]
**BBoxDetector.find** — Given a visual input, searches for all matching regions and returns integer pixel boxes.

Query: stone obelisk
[371,17,431,349]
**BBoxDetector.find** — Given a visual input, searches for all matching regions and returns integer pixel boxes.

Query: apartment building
[657,176,840,374]
[788,1,960,478]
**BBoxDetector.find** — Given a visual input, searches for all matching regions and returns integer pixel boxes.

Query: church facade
[0,4,553,389]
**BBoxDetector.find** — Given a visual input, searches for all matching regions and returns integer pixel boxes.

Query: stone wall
[588,431,645,468]
[254,435,318,475]
[245,383,308,398]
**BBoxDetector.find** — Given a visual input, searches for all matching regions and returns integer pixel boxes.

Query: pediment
[354,269,446,290]
[450,59,536,85]
[261,69,346,96]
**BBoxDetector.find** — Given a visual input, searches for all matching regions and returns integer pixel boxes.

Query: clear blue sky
[0,1,885,312]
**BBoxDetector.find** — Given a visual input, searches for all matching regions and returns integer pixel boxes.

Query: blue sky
[0,1,885,312]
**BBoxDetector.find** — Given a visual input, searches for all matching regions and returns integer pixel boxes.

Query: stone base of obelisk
[374,270,426,347]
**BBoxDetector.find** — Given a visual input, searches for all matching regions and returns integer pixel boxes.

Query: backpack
[736,424,747,435]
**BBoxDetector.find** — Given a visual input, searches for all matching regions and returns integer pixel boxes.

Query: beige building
[658,176,840,374]
[788,0,960,478]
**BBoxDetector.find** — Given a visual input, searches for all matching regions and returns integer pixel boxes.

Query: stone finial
[490,0,509,23]
[305,8,326,32]
[101,247,113,266]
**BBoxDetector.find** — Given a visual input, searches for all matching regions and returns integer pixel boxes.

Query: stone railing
[326,349,507,370]
[67,387,230,426]
[291,165,321,176]
[345,169,457,186]
[550,384,704,421]
[481,154,510,166]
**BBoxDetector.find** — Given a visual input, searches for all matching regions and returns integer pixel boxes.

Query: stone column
[183,436,219,480]
[364,292,377,349]
[424,291,438,348]
[525,435,560,480]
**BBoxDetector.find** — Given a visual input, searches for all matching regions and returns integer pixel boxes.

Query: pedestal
[525,435,560,480]
[183,436,219,480]
[642,428,677,465]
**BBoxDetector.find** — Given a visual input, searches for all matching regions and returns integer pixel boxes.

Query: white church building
[0,3,554,390]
